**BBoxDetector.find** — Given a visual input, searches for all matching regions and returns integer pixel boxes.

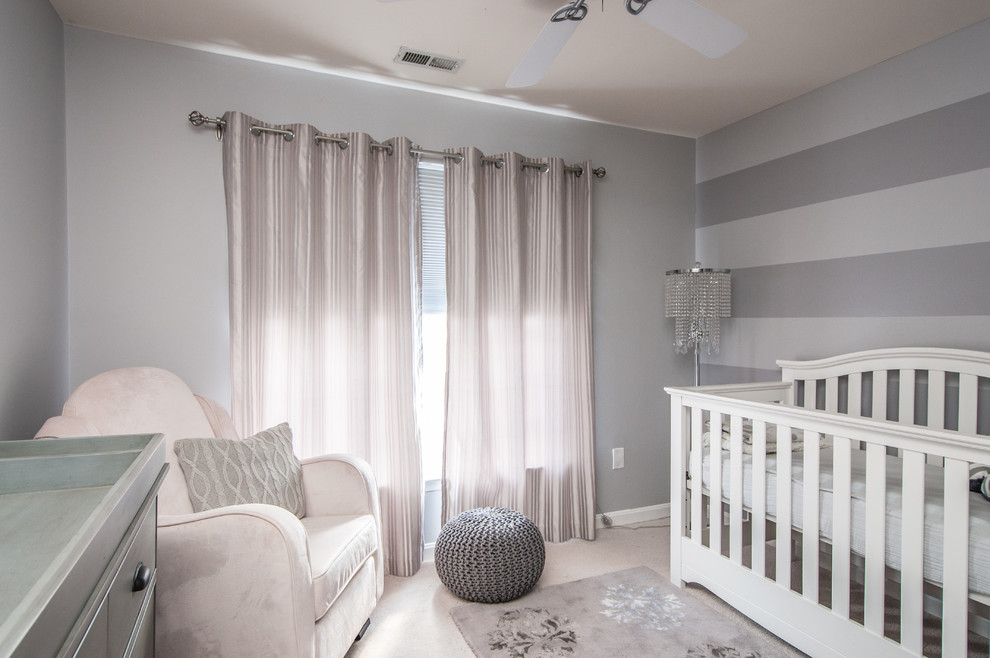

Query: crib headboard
[777,347,990,436]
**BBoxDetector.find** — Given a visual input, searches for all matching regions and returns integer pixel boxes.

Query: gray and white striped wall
[695,19,990,385]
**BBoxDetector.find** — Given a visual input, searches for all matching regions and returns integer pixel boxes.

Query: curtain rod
[188,111,606,179]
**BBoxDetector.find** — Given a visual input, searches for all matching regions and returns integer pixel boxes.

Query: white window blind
[418,160,446,482]
[419,161,446,314]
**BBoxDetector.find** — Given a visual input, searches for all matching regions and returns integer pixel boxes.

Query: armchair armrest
[300,454,384,598]
[299,454,379,517]
[156,505,316,658]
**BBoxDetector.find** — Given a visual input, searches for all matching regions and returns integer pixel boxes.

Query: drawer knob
[132,562,152,592]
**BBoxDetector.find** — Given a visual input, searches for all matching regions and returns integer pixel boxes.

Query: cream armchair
[36,367,383,658]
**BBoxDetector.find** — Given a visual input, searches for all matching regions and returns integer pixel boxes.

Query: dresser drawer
[73,599,109,658]
[107,502,156,657]
[126,589,155,658]
[61,466,165,658]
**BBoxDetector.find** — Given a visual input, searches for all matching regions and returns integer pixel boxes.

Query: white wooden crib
[666,347,990,657]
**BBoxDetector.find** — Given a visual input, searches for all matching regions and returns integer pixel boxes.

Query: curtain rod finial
[188,110,225,140]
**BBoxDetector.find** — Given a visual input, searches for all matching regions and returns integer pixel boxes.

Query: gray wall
[0,0,68,440]
[696,19,990,384]
[62,27,696,515]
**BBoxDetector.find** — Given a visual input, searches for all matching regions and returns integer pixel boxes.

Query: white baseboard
[422,503,668,562]
[597,503,670,529]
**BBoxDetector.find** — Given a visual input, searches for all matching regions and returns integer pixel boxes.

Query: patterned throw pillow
[173,423,306,517]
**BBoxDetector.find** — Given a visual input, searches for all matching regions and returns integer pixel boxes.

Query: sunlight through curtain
[222,111,423,576]
[442,148,596,543]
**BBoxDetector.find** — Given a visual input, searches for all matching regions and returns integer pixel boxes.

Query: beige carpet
[344,522,804,658]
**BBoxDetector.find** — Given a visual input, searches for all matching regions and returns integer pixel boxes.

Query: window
[418,161,446,482]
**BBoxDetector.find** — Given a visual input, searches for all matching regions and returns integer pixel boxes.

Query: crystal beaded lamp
[664,262,731,385]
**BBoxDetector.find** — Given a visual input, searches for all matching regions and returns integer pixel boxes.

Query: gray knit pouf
[435,507,545,603]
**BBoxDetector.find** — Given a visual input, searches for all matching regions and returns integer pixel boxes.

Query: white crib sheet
[699,446,990,597]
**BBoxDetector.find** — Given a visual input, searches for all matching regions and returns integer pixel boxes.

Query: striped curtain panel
[222,111,423,576]
[442,148,597,543]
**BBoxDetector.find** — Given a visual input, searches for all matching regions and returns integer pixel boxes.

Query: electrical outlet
[612,447,624,469]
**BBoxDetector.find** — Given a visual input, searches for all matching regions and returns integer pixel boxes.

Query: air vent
[394,47,463,73]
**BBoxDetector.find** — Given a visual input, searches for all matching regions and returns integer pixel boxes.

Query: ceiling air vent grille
[395,47,463,73]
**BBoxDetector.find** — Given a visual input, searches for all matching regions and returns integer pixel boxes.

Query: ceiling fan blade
[506,12,582,88]
[635,0,747,58]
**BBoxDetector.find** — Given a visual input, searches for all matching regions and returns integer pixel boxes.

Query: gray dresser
[0,434,167,658]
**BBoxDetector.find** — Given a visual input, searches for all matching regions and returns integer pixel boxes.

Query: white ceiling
[49,0,990,137]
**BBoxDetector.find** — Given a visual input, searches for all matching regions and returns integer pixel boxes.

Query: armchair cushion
[173,423,306,517]
[302,515,380,621]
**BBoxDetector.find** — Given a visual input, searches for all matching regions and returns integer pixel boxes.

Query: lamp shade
[664,262,731,356]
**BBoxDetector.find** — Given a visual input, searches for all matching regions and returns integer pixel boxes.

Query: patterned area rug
[449,566,793,657]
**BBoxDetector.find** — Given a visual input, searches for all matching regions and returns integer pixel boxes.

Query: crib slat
[942,458,970,657]
[831,436,852,619]
[776,425,792,591]
[803,380,816,409]
[899,369,915,425]
[927,370,947,465]
[710,413,723,556]
[928,370,946,429]
[671,398,686,586]
[729,415,744,564]
[848,372,863,417]
[900,450,925,655]
[752,420,768,578]
[959,373,978,434]
[691,407,704,544]
[825,377,839,413]
[848,373,864,451]
[802,431,821,604]
[872,370,888,421]
[892,370,917,458]
[864,443,886,634]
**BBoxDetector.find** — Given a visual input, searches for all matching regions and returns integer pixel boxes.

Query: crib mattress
[699,447,990,598]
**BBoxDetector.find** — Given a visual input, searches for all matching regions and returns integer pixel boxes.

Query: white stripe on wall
[697,20,990,182]
[706,316,990,371]
[694,20,990,386]
[697,167,990,270]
